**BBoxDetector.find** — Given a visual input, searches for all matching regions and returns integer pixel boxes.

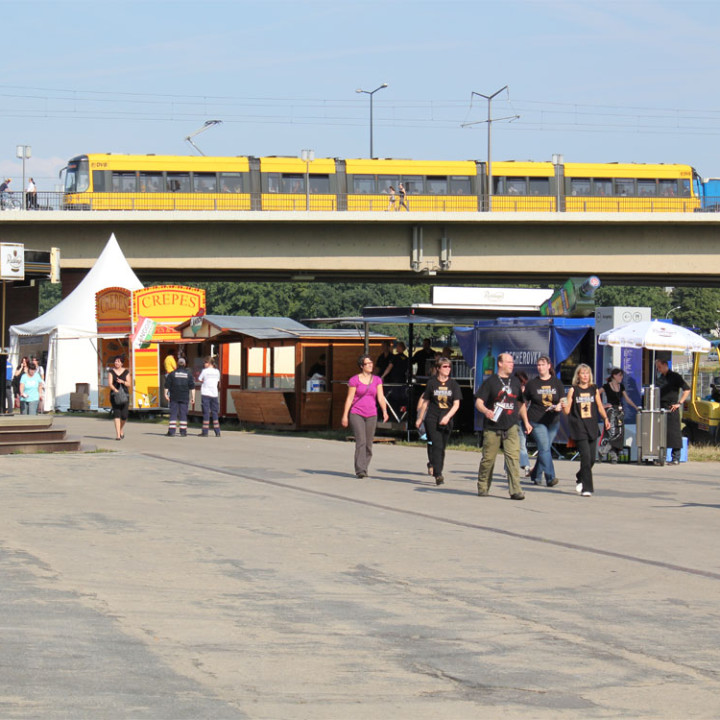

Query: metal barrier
[0,191,713,213]
[0,192,63,211]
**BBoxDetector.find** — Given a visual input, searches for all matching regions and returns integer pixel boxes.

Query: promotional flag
[131,316,157,349]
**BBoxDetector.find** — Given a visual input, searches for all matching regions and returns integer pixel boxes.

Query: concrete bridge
[2,210,719,286]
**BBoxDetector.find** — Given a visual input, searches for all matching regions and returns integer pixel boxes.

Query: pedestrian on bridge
[398,182,409,211]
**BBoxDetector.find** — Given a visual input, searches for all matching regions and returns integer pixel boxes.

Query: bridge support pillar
[411,225,423,272]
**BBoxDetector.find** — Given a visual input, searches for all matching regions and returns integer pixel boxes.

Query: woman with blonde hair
[563,364,610,497]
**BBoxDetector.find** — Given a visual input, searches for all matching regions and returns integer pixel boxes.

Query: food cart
[96,285,206,409]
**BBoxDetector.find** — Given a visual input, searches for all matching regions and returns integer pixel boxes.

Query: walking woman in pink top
[341,354,389,478]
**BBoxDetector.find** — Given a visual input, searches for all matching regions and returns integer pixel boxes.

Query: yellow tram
[62,153,699,213]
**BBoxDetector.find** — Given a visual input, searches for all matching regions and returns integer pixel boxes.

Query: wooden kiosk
[174,315,392,429]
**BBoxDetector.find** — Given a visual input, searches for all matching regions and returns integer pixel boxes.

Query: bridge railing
[1,191,717,213]
[0,192,64,211]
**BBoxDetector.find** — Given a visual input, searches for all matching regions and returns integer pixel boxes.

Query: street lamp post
[461,86,518,211]
[301,149,314,211]
[356,83,388,159]
[666,306,682,319]
[552,153,564,212]
[16,145,31,210]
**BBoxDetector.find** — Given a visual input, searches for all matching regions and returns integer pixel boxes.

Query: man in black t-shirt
[474,353,532,499]
[656,359,690,464]
[411,339,436,377]
[164,358,196,437]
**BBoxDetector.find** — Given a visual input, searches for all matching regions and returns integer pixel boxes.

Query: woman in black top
[563,364,610,497]
[415,356,461,486]
[601,368,639,463]
[108,355,132,441]
[524,355,566,487]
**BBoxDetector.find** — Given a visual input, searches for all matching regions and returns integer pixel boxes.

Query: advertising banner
[466,318,595,434]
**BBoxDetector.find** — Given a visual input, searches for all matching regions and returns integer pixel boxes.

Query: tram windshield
[64,157,90,193]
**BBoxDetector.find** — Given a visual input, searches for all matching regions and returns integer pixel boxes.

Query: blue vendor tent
[454,317,595,391]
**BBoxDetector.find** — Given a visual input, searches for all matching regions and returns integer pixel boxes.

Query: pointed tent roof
[11,233,143,338]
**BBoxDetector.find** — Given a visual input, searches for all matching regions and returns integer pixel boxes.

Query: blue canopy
[454,317,594,389]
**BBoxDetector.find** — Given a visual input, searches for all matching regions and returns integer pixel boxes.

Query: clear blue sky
[3,0,720,190]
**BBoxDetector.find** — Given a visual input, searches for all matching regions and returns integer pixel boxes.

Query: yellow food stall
[96,285,206,409]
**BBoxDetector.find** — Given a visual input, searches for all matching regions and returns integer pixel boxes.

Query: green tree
[669,287,720,333]
[38,280,62,315]
[594,286,673,318]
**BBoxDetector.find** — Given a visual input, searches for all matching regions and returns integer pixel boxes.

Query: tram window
[281,174,305,193]
[167,173,190,193]
[92,171,107,192]
[194,173,217,193]
[658,179,677,197]
[309,175,330,194]
[426,176,448,194]
[402,175,423,194]
[139,172,164,193]
[615,178,635,196]
[352,175,375,194]
[638,179,657,197]
[570,178,591,196]
[219,172,243,193]
[680,179,691,197]
[449,176,471,195]
[528,178,550,195]
[503,177,526,195]
[112,172,138,193]
[594,179,612,196]
[378,175,400,193]
[65,157,89,193]
[266,173,281,193]
[493,177,506,194]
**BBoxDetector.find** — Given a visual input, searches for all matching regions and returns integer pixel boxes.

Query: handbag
[112,385,129,406]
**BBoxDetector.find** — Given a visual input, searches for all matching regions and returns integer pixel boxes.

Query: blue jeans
[530,420,560,484]
[20,400,39,415]
[518,421,529,467]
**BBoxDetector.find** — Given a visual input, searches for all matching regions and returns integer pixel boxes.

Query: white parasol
[597,320,711,354]
[598,320,710,456]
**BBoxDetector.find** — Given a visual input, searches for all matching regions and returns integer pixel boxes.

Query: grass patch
[687,444,720,462]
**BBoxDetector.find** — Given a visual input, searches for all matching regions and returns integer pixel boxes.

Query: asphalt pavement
[0,414,719,719]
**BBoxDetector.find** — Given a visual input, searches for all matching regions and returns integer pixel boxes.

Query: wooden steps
[0,414,82,454]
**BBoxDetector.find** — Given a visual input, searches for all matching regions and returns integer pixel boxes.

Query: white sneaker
[576,482,583,494]
[581,491,593,497]
[523,466,531,478]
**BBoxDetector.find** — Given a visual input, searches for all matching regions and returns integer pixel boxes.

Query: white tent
[9,234,143,411]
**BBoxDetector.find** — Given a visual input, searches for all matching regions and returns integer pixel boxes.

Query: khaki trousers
[477,424,522,496]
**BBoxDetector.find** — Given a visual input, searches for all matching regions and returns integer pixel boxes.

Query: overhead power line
[2,83,720,138]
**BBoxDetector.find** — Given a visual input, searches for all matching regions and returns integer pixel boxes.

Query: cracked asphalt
[0,414,719,719]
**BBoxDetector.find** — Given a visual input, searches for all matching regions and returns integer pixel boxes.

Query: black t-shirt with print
[524,375,566,425]
[422,376,462,418]
[568,383,600,440]
[474,374,523,431]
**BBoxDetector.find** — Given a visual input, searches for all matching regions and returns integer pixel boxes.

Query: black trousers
[425,412,452,477]
[3,381,12,413]
[575,434,597,493]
